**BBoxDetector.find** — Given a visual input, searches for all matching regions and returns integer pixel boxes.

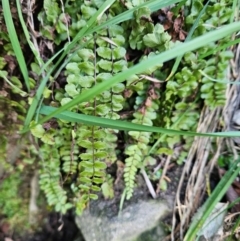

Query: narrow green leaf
[91,0,180,34]
[2,0,29,91]
[39,106,240,137]
[184,159,240,241]
[199,70,240,85]
[199,38,240,59]
[16,0,44,67]
[22,21,240,133]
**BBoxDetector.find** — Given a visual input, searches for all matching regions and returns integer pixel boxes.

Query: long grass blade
[2,0,30,91]
[32,22,240,128]
[35,105,240,137]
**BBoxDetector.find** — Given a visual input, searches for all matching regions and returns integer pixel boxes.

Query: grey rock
[75,198,172,241]
[196,203,227,241]
[232,109,240,126]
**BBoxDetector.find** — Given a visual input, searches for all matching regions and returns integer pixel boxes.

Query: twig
[141,168,156,199]
[157,155,172,194]
[29,170,39,224]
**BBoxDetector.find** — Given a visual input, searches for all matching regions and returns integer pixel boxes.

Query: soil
[0,212,84,241]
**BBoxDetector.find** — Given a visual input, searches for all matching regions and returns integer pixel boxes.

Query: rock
[195,202,228,241]
[75,197,173,241]
[232,109,240,126]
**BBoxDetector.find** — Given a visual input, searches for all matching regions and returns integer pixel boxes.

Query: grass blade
[30,22,240,129]
[35,105,240,138]
[184,159,240,241]
[2,0,30,91]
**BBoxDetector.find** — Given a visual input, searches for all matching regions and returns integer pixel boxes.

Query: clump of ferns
[121,6,185,198]
[124,81,161,200]
[39,140,73,213]
[39,0,129,45]
[184,0,234,109]
[30,99,79,213]
[36,0,129,213]
[154,0,234,156]
[62,21,128,214]
[199,43,234,108]
[156,51,203,155]
[56,3,160,208]
[35,0,235,212]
